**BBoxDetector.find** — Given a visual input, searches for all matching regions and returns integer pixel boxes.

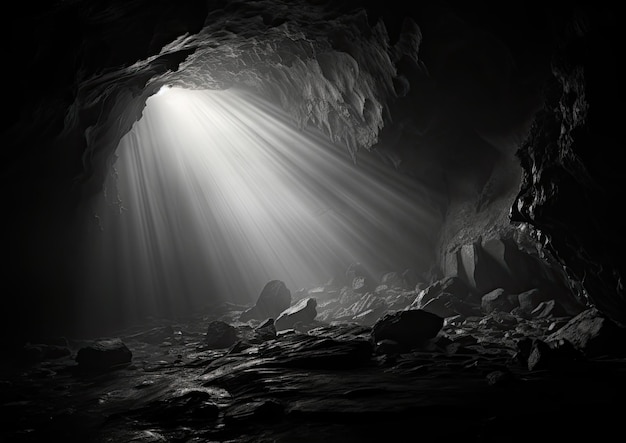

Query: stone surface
[459,243,479,289]
[253,318,277,342]
[481,288,514,314]
[75,337,132,370]
[275,298,318,331]
[2,304,626,443]
[410,276,473,310]
[546,308,626,357]
[420,294,458,319]
[205,320,238,349]
[371,309,443,349]
[518,288,547,314]
[1,3,624,440]
[239,280,292,322]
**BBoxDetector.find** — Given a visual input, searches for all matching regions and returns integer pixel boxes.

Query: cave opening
[76,85,441,337]
[3,2,626,442]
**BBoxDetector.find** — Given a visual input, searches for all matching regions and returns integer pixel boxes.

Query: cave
[2,1,625,441]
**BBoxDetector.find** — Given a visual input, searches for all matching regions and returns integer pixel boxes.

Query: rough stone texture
[239,280,292,322]
[511,6,625,325]
[420,294,458,319]
[530,300,557,319]
[448,235,578,306]
[546,308,626,357]
[2,305,626,442]
[410,275,473,310]
[459,243,479,289]
[518,288,549,314]
[75,338,132,370]
[371,309,443,349]
[474,238,523,294]
[205,320,238,349]
[2,0,621,355]
[481,288,513,314]
[1,4,625,441]
[254,318,277,342]
[275,298,318,331]
[380,271,403,289]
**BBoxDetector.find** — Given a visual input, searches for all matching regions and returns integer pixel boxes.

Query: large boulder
[371,309,443,350]
[239,280,292,322]
[275,298,318,331]
[410,276,473,309]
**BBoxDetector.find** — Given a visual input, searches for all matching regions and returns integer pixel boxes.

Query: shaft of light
[78,86,436,332]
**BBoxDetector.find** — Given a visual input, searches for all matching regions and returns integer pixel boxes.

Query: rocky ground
[2,278,626,443]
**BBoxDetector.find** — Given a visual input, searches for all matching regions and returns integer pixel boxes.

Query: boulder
[346,262,374,293]
[518,288,550,314]
[205,320,238,349]
[410,276,473,310]
[529,300,556,318]
[481,288,513,314]
[254,318,277,342]
[275,298,318,331]
[239,280,292,322]
[516,338,585,371]
[351,275,372,293]
[75,338,132,370]
[371,309,443,350]
[546,308,626,357]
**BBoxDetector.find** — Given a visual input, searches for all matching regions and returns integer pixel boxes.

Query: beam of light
[78,86,439,333]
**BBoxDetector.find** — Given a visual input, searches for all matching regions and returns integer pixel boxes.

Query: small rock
[254,318,277,342]
[530,300,556,318]
[205,320,238,349]
[486,370,517,387]
[75,338,132,371]
[275,298,317,331]
[481,288,514,314]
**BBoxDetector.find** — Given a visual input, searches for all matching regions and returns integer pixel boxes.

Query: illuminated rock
[239,280,292,322]
[275,297,317,331]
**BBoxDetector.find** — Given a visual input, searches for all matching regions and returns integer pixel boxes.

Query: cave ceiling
[5,0,558,202]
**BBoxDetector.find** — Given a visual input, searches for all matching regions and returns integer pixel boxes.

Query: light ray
[79,87,438,332]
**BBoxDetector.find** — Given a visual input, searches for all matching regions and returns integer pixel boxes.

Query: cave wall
[2,0,622,338]
[511,6,625,325]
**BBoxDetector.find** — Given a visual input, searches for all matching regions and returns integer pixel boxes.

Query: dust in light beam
[80,86,436,329]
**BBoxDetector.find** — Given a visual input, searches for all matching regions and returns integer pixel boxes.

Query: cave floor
[1,311,625,443]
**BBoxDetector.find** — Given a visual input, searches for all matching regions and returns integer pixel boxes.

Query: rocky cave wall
[511,6,625,325]
[2,1,623,339]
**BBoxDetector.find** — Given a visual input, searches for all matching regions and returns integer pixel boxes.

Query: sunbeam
[78,87,439,333]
